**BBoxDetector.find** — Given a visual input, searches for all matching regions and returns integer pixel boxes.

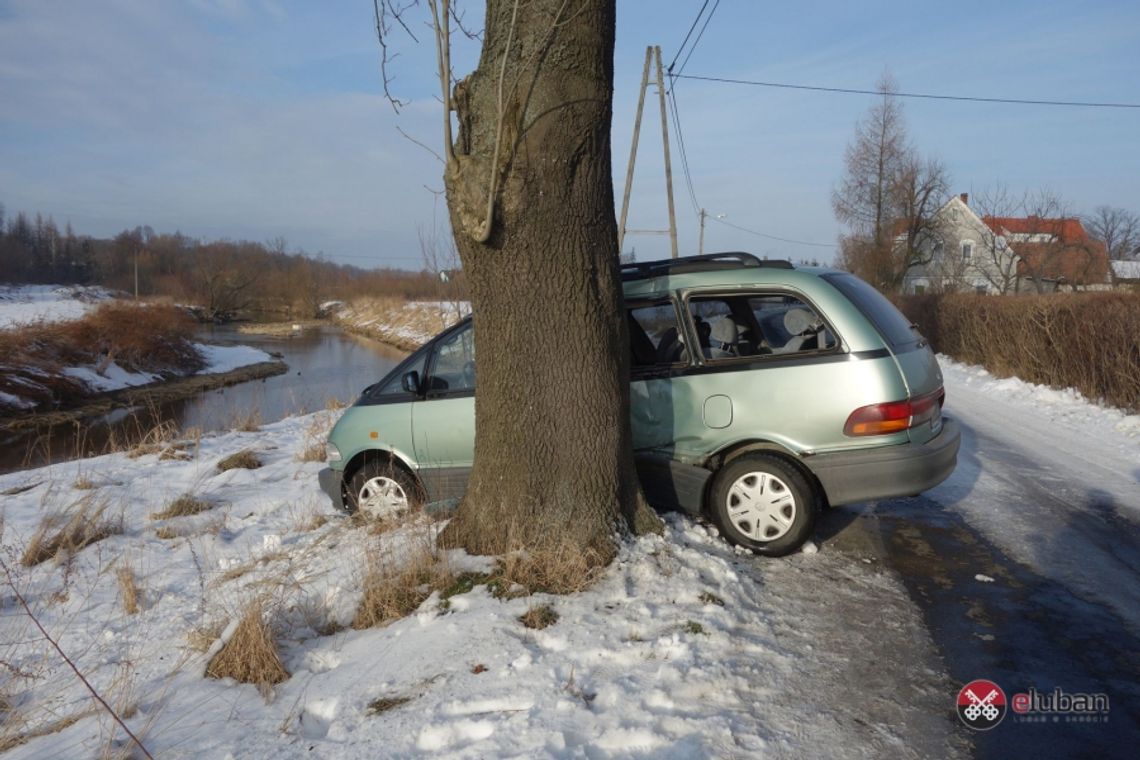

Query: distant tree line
[0,204,464,320]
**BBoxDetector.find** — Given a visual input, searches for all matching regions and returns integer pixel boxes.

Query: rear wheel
[709,454,818,556]
[347,460,423,520]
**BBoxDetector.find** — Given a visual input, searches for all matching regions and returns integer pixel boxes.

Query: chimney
[959,193,969,206]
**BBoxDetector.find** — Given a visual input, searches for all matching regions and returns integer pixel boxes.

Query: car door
[410,319,476,501]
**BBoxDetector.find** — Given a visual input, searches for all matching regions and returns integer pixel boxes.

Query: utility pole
[699,209,707,255]
[617,45,679,259]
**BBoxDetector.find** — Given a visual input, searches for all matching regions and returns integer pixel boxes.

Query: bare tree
[1084,205,1140,261]
[379,0,660,561]
[970,184,1023,294]
[832,74,950,292]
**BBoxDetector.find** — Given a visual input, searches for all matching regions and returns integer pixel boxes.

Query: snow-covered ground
[0,285,116,329]
[0,414,963,758]
[330,299,469,349]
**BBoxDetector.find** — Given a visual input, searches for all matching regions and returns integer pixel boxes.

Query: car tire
[347,460,423,520]
[708,454,818,557]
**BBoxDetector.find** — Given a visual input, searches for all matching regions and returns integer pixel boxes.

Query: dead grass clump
[492,535,606,596]
[123,419,180,459]
[519,604,558,630]
[205,601,289,692]
[151,493,213,520]
[293,510,329,533]
[217,449,261,472]
[230,408,262,432]
[352,548,448,630]
[116,565,141,615]
[154,526,180,541]
[296,443,326,463]
[366,695,412,715]
[73,475,98,491]
[21,497,122,567]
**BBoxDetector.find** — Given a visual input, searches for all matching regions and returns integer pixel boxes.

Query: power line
[667,86,701,216]
[712,217,836,249]
[666,0,710,73]
[673,74,1140,109]
[673,0,720,79]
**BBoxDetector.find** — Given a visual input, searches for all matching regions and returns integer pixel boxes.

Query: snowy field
[0,285,116,330]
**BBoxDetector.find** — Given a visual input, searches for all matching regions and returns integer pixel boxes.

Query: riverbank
[327,298,466,350]
[0,359,287,433]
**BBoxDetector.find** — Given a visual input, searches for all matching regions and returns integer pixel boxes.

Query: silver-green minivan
[319,253,959,556]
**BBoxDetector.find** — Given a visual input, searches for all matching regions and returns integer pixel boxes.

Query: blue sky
[1,0,1137,268]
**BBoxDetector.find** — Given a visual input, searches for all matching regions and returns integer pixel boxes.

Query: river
[0,325,406,475]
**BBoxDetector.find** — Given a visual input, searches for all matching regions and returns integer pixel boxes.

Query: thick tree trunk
[439,0,660,559]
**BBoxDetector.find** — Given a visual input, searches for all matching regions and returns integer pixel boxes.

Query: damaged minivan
[319,253,959,556]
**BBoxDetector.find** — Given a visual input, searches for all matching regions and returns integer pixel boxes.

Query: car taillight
[844,387,944,437]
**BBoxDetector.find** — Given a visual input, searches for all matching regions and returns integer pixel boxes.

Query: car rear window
[821,272,921,351]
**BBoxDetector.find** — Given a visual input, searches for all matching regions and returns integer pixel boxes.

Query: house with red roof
[901,194,1111,294]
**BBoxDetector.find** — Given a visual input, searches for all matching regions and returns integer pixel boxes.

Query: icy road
[817,358,1140,758]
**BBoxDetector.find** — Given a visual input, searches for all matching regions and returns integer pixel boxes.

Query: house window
[932,241,944,261]
[962,241,974,260]
[914,284,927,295]
[975,284,988,295]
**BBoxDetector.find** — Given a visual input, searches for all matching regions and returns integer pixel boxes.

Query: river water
[0,326,406,475]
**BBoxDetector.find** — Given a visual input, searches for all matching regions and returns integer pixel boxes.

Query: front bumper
[806,418,961,507]
[318,467,346,511]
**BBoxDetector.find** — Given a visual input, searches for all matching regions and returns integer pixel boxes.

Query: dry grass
[116,565,141,615]
[154,526,180,541]
[296,443,326,463]
[518,604,558,630]
[293,509,329,533]
[186,621,225,653]
[21,496,122,567]
[0,708,94,754]
[230,408,262,433]
[352,544,450,630]
[491,534,606,596]
[366,695,412,715]
[217,449,261,472]
[0,302,202,414]
[73,475,98,491]
[205,600,290,693]
[151,494,213,520]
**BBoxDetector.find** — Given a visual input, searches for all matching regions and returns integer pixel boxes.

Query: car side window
[628,302,688,368]
[689,293,836,361]
[748,295,836,354]
[425,321,476,393]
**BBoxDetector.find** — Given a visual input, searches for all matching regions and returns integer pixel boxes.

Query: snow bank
[0,284,116,329]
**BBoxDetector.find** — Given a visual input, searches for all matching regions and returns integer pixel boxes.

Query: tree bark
[439,0,660,560]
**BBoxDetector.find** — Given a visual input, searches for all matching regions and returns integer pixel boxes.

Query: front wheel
[708,454,819,557]
[347,460,423,520]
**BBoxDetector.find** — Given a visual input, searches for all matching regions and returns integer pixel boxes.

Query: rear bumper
[806,418,960,507]
[318,467,346,511]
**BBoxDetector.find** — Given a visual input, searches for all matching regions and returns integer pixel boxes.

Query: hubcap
[357,476,409,518]
[725,471,797,542]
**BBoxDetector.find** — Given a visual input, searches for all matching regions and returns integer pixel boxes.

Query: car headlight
[326,442,342,463]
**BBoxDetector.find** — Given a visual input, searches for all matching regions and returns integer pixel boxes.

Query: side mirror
[401,370,422,395]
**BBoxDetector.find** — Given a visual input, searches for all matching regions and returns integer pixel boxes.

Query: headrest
[711,315,739,345]
[783,308,815,336]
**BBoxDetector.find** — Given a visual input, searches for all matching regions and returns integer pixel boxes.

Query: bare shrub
[151,494,213,520]
[21,496,122,567]
[896,292,1140,413]
[205,600,289,693]
[116,565,141,615]
[217,449,261,472]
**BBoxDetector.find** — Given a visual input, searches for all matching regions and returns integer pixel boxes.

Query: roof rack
[620,251,794,281]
